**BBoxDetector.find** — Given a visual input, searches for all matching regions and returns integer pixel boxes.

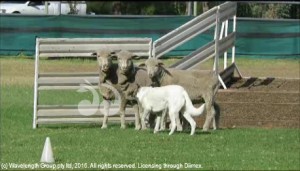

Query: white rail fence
[153,1,241,89]
[33,38,152,128]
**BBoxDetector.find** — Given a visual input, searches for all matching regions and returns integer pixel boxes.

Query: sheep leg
[176,112,183,131]
[101,99,110,129]
[133,103,141,130]
[154,116,161,134]
[119,99,127,129]
[183,112,196,135]
[142,109,151,129]
[159,109,167,131]
[138,102,147,130]
[213,102,221,130]
[168,112,177,135]
[202,96,216,132]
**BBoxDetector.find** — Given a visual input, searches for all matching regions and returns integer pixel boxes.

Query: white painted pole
[219,22,225,39]
[224,20,228,69]
[33,38,39,129]
[193,1,197,16]
[187,2,192,16]
[149,39,153,58]
[214,7,220,73]
[58,1,61,15]
[232,15,236,63]
[45,1,48,15]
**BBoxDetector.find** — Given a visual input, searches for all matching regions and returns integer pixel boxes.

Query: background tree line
[86,1,299,19]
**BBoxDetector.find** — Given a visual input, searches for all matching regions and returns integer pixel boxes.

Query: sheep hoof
[135,125,141,130]
[202,128,209,132]
[141,127,148,131]
[120,125,126,129]
[101,125,107,129]
[154,130,158,134]
[177,127,183,131]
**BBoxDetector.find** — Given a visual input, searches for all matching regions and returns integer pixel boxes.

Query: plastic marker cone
[40,137,55,163]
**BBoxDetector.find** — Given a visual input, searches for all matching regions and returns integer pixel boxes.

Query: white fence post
[232,15,236,63]
[224,19,228,69]
[33,38,39,129]
[193,1,197,16]
[214,7,220,73]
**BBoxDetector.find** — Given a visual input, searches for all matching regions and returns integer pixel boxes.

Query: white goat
[136,85,205,135]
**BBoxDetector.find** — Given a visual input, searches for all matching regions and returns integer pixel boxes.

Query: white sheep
[141,58,220,132]
[136,85,205,135]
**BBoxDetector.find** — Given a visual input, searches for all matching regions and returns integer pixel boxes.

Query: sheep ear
[138,63,146,67]
[158,60,164,66]
[109,52,117,60]
[132,55,141,60]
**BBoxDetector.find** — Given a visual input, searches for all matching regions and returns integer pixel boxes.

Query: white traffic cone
[40,137,55,163]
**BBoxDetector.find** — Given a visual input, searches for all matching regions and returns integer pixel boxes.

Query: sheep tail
[182,90,205,116]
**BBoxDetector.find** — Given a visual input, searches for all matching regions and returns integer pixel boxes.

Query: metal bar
[220,21,225,39]
[38,77,98,85]
[234,63,243,78]
[33,38,39,129]
[39,72,98,77]
[219,2,237,22]
[232,15,236,63]
[187,2,192,16]
[193,1,197,16]
[38,38,152,43]
[58,1,61,15]
[36,117,136,124]
[38,86,98,90]
[45,1,48,15]
[155,18,215,58]
[219,32,235,55]
[149,39,153,58]
[224,20,228,69]
[156,7,217,45]
[214,7,220,73]
[173,41,215,70]
[218,74,227,89]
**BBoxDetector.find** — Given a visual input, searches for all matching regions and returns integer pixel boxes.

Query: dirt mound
[195,77,300,129]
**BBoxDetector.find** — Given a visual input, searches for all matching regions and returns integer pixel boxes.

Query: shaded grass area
[0,57,300,170]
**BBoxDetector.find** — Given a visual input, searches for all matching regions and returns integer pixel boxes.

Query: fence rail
[38,38,152,57]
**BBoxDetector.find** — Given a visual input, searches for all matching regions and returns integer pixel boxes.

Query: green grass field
[0,57,299,170]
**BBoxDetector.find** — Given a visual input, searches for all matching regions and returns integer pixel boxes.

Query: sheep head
[116,50,138,74]
[142,58,164,79]
[92,50,116,73]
